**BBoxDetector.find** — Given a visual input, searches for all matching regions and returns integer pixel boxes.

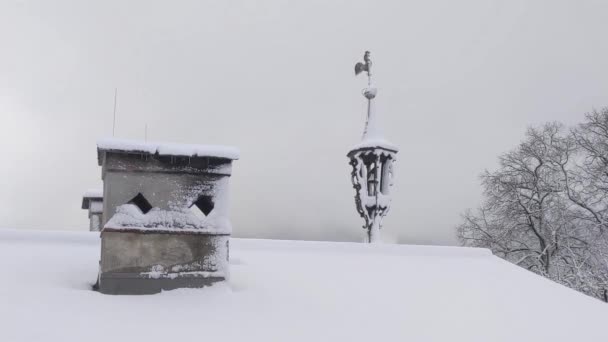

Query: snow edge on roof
[83,189,103,199]
[97,137,240,160]
[350,138,399,152]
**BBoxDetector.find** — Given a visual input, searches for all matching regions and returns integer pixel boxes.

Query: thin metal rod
[112,88,118,136]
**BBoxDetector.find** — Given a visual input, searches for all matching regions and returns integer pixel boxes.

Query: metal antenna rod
[145,123,148,142]
[112,88,118,137]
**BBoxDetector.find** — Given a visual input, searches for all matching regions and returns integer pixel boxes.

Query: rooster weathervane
[354,51,372,84]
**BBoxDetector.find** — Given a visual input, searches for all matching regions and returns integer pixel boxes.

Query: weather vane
[354,50,372,85]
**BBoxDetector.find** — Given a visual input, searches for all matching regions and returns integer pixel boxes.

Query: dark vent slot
[128,193,152,214]
[191,195,214,216]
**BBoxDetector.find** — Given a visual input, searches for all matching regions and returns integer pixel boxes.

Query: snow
[351,86,399,152]
[141,268,224,280]
[0,228,607,342]
[350,138,399,152]
[363,86,377,98]
[82,189,103,198]
[105,204,231,234]
[97,137,240,160]
[82,190,103,210]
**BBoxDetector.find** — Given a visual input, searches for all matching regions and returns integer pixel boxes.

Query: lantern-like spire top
[348,50,398,243]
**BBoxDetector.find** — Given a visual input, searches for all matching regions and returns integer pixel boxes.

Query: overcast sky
[1,0,607,245]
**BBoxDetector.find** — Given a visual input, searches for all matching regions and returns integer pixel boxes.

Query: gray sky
[1,0,607,245]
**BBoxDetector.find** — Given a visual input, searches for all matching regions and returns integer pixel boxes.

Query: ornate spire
[348,50,398,243]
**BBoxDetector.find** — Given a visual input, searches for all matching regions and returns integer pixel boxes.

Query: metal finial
[354,51,372,84]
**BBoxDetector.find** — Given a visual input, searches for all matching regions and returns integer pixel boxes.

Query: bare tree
[566,108,608,231]
[459,123,566,273]
[458,119,608,301]
[566,109,608,300]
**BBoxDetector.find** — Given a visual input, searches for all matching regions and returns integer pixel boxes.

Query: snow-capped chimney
[94,137,239,294]
[81,189,103,231]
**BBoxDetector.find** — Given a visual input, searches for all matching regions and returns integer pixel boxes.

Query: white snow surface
[351,138,398,152]
[97,137,240,160]
[354,86,399,153]
[105,204,231,233]
[82,188,103,198]
[0,229,607,342]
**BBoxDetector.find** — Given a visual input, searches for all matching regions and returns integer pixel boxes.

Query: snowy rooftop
[1,229,607,342]
[350,138,399,152]
[97,137,240,162]
[81,189,103,209]
[82,189,103,199]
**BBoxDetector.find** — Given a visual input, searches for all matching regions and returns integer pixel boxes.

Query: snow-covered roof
[81,189,103,209]
[1,228,606,342]
[349,138,399,153]
[352,86,398,153]
[97,137,240,161]
[83,189,103,199]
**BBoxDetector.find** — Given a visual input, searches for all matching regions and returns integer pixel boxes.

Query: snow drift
[0,229,606,342]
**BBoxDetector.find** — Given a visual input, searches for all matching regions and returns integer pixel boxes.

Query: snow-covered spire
[349,51,399,244]
[351,52,397,152]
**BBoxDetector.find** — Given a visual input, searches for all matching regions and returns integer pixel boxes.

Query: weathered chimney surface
[95,138,239,295]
